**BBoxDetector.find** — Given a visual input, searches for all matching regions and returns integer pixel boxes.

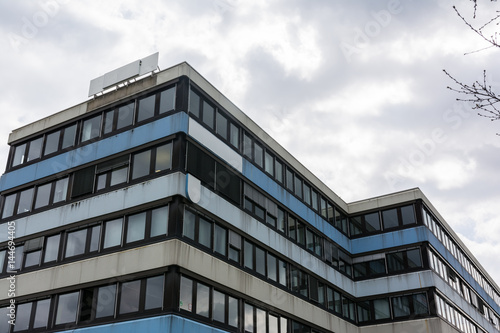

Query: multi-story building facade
[0,61,498,333]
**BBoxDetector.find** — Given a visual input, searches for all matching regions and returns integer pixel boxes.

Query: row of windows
[0,274,164,332]
[353,247,422,280]
[188,86,354,237]
[350,205,416,236]
[0,205,169,275]
[435,293,479,333]
[1,141,173,220]
[8,85,176,170]
[428,249,500,332]
[182,208,429,325]
[357,293,429,323]
[180,274,326,333]
[422,207,500,308]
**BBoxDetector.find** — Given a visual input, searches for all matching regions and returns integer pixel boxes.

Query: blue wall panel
[0,112,189,192]
[59,315,230,333]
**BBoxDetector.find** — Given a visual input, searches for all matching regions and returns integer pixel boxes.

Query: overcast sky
[1,0,499,285]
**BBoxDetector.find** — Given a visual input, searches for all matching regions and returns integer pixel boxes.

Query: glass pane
[407,249,422,268]
[202,101,215,129]
[189,89,200,117]
[365,212,381,232]
[387,252,405,272]
[216,111,228,139]
[14,246,23,270]
[230,123,239,148]
[137,94,156,122]
[256,308,266,332]
[413,293,428,315]
[53,177,69,203]
[264,151,274,176]
[55,292,79,325]
[81,115,101,142]
[17,188,34,214]
[151,206,169,237]
[382,209,399,229]
[244,303,254,332]
[2,193,17,218]
[117,103,134,129]
[103,218,123,248]
[213,290,225,322]
[33,299,50,328]
[89,226,101,252]
[159,87,175,114]
[35,183,52,209]
[214,224,227,255]
[27,137,43,161]
[0,250,5,273]
[44,234,60,263]
[62,124,77,149]
[267,253,277,281]
[12,143,26,166]
[278,260,287,286]
[269,314,279,333]
[374,298,391,319]
[254,143,263,168]
[280,317,288,333]
[369,259,386,275]
[65,229,87,257]
[243,133,252,158]
[294,176,302,198]
[103,110,114,134]
[286,168,294,191]
[44,131,60,156]
[0,307,8,333]
[244,240,253,269]
[198,218,212,248]
[296,222,305,246]
[132,150,151,179]
[13,302,32,331]
[110,167,128,186]
[24,250,41,267]
[401,205,416,225]
[96,174,107,191]
[126,212,146,243]
[180,276,193,311]
[196,283,210,317]
[392,295,411,317]
[228,296,238,327]
[120,280,141,314]
[183,210,196,240]
[155,143,172,172]
[145,276,164,310]
[255,246,266,276]
[303,183,311,205]
[96,285,116,318]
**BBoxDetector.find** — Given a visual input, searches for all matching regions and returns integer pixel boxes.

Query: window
[95,285,116,318]
[55,292,79,325]
[116,103,134,130]
[14,302,32,331]
[72,166,95,198]
[229,123,239,148]
[374,298,391,320]
[33,299,51,329]
[189,89,201,118]
[229,230,241,263]
[62,124,77,149]
[198,217,212,248]
[213,290,225,323]
[65,229,87,258]
[401,205,416,225]
[12,143,26,167]
[180,276,193,312]
[151,206,169,237]
[267,253,277,282]
[103,110,114,134]
[243,133,252,158]
[254,142,263,168]
[155,143,172,172]
[275,160,283,183]
[132,150,151,179]
[265,151,274,176]
[214,224,227,255]
[126,212,146,243]
[17,188,34,214]
[34,183,52,209]
[202,101,215,129]
[145,275,164,310]
[216,111,228,139]
[159,86,175,114]
[53,177,69,203]
[119,280,141,314]
[2,193,17,218]
[286,167,294,192]
[81,114,101,142]
[244,303,254,332]
[44,131,60,156]
[44,234,60,263]
[103,218,123,248]
[244,240,254,270]
[228,296,239,327]
[196,283,210,317]
[387,248,422,273]
[27,137,43,162]
[255,246,266,276]
[137,94,156,122]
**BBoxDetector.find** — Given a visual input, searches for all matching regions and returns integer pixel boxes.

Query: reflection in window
[12,143,26,167]
[189,90,200,118]
[401,205,416,225]
[81,115,101,142]
[145,276,164,310]
[228,296,239,327]
[126,212,146,243]
[198,217,212,248]
[65,229,87,257]
[17,188,34,214]
[214,224,227,255]
[14,302,31,331]
[34,183,52,209]
[230,123,239,148]
[202,101,215,129]
[44,131,60,156]
[137,95,156,122]
[27,137,43,162]
[120,280,141,314]
[197,283,210,317]
[244,303,254,332]
[55,292,79,325]
[110,167,128,186]
[62,124,77,149]
[117,103,134,129]
[213,290,225,323]
[44,234,60,263]
[392,295,411,317]
[103,218,123,248]
[132,150,151,179]
[180,276,193,312]
[53,177,69,203]
[33,299,51,329]
[374,298,391,320]
[216,111,228,139]
[2,193,17,218]
[159,87,175,114]
[103,111,114,134]
[382,208,398,229]
[155,143,172,172]
[96,285,116,318]
[151,206,169,237]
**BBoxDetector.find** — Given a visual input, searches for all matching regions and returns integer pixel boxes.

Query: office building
[0,59,499,333]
